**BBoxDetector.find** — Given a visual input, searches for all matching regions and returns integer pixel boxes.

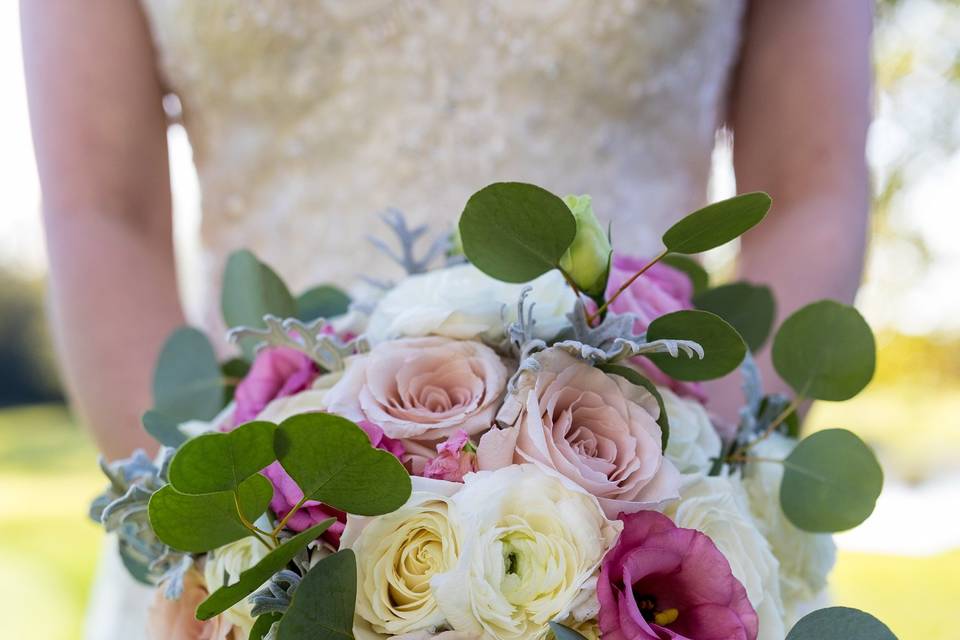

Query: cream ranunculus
[477,349,680,518]
[253,371,343,423]
[366,264,576,344]
[342,478,462,639]
[665,475,787,640]
[432,465,621,640]
[203,537,270,637]
[323,337,507,449]
[661,387,722,476]
[743,433,836,622]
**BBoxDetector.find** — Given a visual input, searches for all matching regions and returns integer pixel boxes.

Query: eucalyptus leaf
[780,429,883,533]
[152,327,225,422]
[275,414,411,516]
[222,250,297,330]
[786,606,896,640]
[772,300,876,401]
[142,409,188,448]
[296,285,351,322]
[645,310,746,381]
[168,421,278,494]
[250,613,282,640]
[662,192,772,254]
[459,182,577,283]
[598,363,669,452]
[549,622,591,640]
[148,474,274,553]
[661,253,709,296]
[197,520,335,620]
[276,550,357,640]
[694,282,776,352]
[222,357,251,403]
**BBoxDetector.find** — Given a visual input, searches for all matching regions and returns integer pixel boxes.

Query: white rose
[432,465,621,640]
[742,433,836,622]
[203,536,270,637]
[366,264,576,343]
[665,475,786,640]
[341,478,462,639]
[661,388,722,476]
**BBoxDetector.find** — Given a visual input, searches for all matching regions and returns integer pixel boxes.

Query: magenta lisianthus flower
[422,429,477,482]
[598,511,758,640]
[232,347,318,427]
[604,255,707,403]
[264,420,405,546]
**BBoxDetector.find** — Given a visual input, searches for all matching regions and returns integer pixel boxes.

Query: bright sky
[2,1,959,333]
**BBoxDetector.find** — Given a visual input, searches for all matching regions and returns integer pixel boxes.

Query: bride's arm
[21,0,184,459]
[709,0,874,421]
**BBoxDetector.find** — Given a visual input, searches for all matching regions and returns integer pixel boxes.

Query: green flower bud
[559,195,612,296]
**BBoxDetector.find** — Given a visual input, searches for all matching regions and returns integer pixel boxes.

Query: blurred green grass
[0,403,957,639]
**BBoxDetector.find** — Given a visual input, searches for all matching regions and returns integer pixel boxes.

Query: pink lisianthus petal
[232,347,318,427]
[598,511,758,640]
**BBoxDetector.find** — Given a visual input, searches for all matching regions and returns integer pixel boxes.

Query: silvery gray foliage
[90,449,192,598]
[553,300,705,366]
[367,207,450,276]
[227,315,368,372]
[503,286,546,360]
[250,569,302,617]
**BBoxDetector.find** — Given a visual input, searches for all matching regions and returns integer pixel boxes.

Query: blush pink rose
[422,429,478,482]
[263,420,404,547]
[232,347,318,427]
[323,337,508,451]
[147,570,239,640]
[598,511,758,640]
[477,348,679,518]
[604,255,707,403]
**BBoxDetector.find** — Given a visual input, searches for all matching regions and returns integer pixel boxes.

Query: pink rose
[604,255,707,403]
[477,348,679,517]
[147,570,239,640]
[422,429,478,482]
[324,337,508,450]
[232,347,318,426]
[598,511,758,640]
[263,420,404,546]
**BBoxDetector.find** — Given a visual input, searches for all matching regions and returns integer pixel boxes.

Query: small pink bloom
[423,429,478,482]
[604,255,707,403]
[264,420,404,546]
[232,347,318,426]
[598,511,758,640]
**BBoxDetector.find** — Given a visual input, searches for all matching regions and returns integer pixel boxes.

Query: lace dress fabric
[86,1,745,638]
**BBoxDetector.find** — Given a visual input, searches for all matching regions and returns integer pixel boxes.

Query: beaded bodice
[139,0,745,331]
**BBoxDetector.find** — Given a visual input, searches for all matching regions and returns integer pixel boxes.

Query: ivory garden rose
[477,348,680,517]
[324,337,508,459]
[203,537,270,637]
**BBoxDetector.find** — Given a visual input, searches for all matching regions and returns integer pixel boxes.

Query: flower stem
[234,492,276,550]
[272,495,309,536]
[587,248,669,323]
[742,396,803,452]
[557,266,583,299]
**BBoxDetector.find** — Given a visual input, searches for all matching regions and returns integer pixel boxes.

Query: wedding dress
[86,1,746,638]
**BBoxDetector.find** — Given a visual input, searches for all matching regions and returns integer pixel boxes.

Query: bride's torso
[139,0,745,333]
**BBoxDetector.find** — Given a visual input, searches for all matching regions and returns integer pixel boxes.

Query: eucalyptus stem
[273,495,309,536]
[726,454,783,465]
[743,396,802,452]
[588,248,669,323]
[234,492,277,550]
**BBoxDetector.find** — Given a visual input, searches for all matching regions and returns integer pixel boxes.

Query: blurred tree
[0,270,62,406]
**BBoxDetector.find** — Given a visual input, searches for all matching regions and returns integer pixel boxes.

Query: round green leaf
[142,409,188,448]
[695,282,776,352]
[250,613,282,640]
[168,420,277,494]
[296,285,351,322]
[780,429,883,533]
[786,607,896,640]
[197,519,335,620]
[645,310,747,381]
[277,549,356,640]
[221,249,297,330]
[662,192,772,254]
[275,413,411,516]
[598,363,669,452]
[660,253,710,296]
[148,474,274,553]
[772,300,876,401]
[459,182,577,283]
[549,622,591,640]
[152,327,225,422]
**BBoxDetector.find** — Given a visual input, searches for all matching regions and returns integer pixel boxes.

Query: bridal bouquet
[91,183,895,640]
